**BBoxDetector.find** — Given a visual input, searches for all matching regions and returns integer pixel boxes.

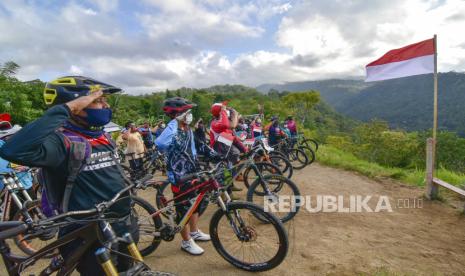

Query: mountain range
[257,72,465,136]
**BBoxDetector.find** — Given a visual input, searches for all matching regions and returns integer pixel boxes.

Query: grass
[317,145,465,188]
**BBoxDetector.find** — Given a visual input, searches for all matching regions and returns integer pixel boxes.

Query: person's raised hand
[66,90,103,115]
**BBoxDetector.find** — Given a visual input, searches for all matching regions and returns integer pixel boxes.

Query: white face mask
[226,110,231,118]
[161,124,166,128]
[185,113,193,125]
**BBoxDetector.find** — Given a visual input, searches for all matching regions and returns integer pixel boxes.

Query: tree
[0,61,20,77]
[283,91,320,124]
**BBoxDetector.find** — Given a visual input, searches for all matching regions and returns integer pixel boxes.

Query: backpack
[40,128,117,217]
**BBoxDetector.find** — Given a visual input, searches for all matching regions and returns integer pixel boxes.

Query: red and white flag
[365,38,435,82]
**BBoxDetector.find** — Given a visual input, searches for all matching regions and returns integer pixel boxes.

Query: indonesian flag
[365,38,435,82]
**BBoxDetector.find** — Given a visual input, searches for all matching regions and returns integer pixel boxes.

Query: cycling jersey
[155,119,197,184]
[0,104,129,216]
[287,119,297,135]
[268,124,285,146]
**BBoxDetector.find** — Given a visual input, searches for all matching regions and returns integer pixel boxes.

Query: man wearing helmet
[0,76,136,275]
[155,97,210,256]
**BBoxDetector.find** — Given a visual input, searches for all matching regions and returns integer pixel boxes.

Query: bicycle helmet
[163,97,196,116]
[43,76,122,107]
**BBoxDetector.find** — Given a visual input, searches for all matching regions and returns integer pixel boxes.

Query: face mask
[185,113,193,125]
[81,108,112,127]
[176,110,193,125]
[256,119,261,124]
[161,124,166,128]
[226,110,231,118]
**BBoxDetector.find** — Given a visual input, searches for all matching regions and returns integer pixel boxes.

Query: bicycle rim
[210,201,288,272]
[247,174,301,223]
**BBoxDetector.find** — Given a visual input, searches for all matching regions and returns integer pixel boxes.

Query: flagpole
[432,34,438,173]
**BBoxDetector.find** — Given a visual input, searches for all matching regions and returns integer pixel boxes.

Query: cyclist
[139,121,154,149]
[0,76,137,275]
[153,121,166,138]
[250,116,263,138]
[209,102,248,196]
[210,102,247,161]
[285,115,298,137]
[155,97,210,256]
[268,116,288,147]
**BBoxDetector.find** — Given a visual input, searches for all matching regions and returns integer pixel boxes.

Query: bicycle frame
[152,177,225,231]
[0,173,37,223]
[0,215,147,276]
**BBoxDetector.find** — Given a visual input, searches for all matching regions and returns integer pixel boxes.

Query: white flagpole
[432,34,438,172]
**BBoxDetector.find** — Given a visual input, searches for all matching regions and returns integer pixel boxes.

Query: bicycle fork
[95,221,145,276]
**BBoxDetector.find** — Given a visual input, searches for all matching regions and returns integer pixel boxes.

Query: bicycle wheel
[243,162,282,189]
[131,196,163,256]
[299,146,315,165]
[14,201,57,257]
[287,148,308,170]
[209,201,288,272]
[301,138,319,152]
[247,174,301,223]
[269,154,293,179]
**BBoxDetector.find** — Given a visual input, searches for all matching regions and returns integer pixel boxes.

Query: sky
[1,0,465,94]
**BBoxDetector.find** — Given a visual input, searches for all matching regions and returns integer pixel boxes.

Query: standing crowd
[0,76,299,275]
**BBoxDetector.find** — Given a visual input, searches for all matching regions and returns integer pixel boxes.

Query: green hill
[258,72,465,135]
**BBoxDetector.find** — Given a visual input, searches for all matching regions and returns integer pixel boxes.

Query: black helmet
[163,97,196,116]
[43,76,122,107]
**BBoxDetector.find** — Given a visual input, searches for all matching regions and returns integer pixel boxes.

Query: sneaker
[190,230,211,242]
[181,238,204,255]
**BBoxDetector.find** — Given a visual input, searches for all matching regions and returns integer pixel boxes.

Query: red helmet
[163,97,196,116]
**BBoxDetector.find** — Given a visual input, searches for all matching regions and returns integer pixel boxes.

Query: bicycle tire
[13,201,57,257]
[269,154,293,179]
[288,148,308,170]
[299,146,315,165]
[243,162,282,189]
[131,196,163,256]
[301,138,319,152]
[209,201,288,272]
[246,174,301,223]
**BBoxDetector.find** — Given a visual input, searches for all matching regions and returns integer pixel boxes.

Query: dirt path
[143,163,465,276]
[3,163,465,275]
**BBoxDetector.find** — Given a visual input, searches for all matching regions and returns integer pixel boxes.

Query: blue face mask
[81,108,112,127]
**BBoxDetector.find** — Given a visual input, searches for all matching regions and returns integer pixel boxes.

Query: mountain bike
[121,148,167,181]
[154,146,300,224]
[244,138,293,185]
[296,134,319,152]
[0,180,172,276]
[134,163,289,272]
[0,172,56,257]
[273,138,311,169]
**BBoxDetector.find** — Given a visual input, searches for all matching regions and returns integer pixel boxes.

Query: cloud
[0,0,464,94]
